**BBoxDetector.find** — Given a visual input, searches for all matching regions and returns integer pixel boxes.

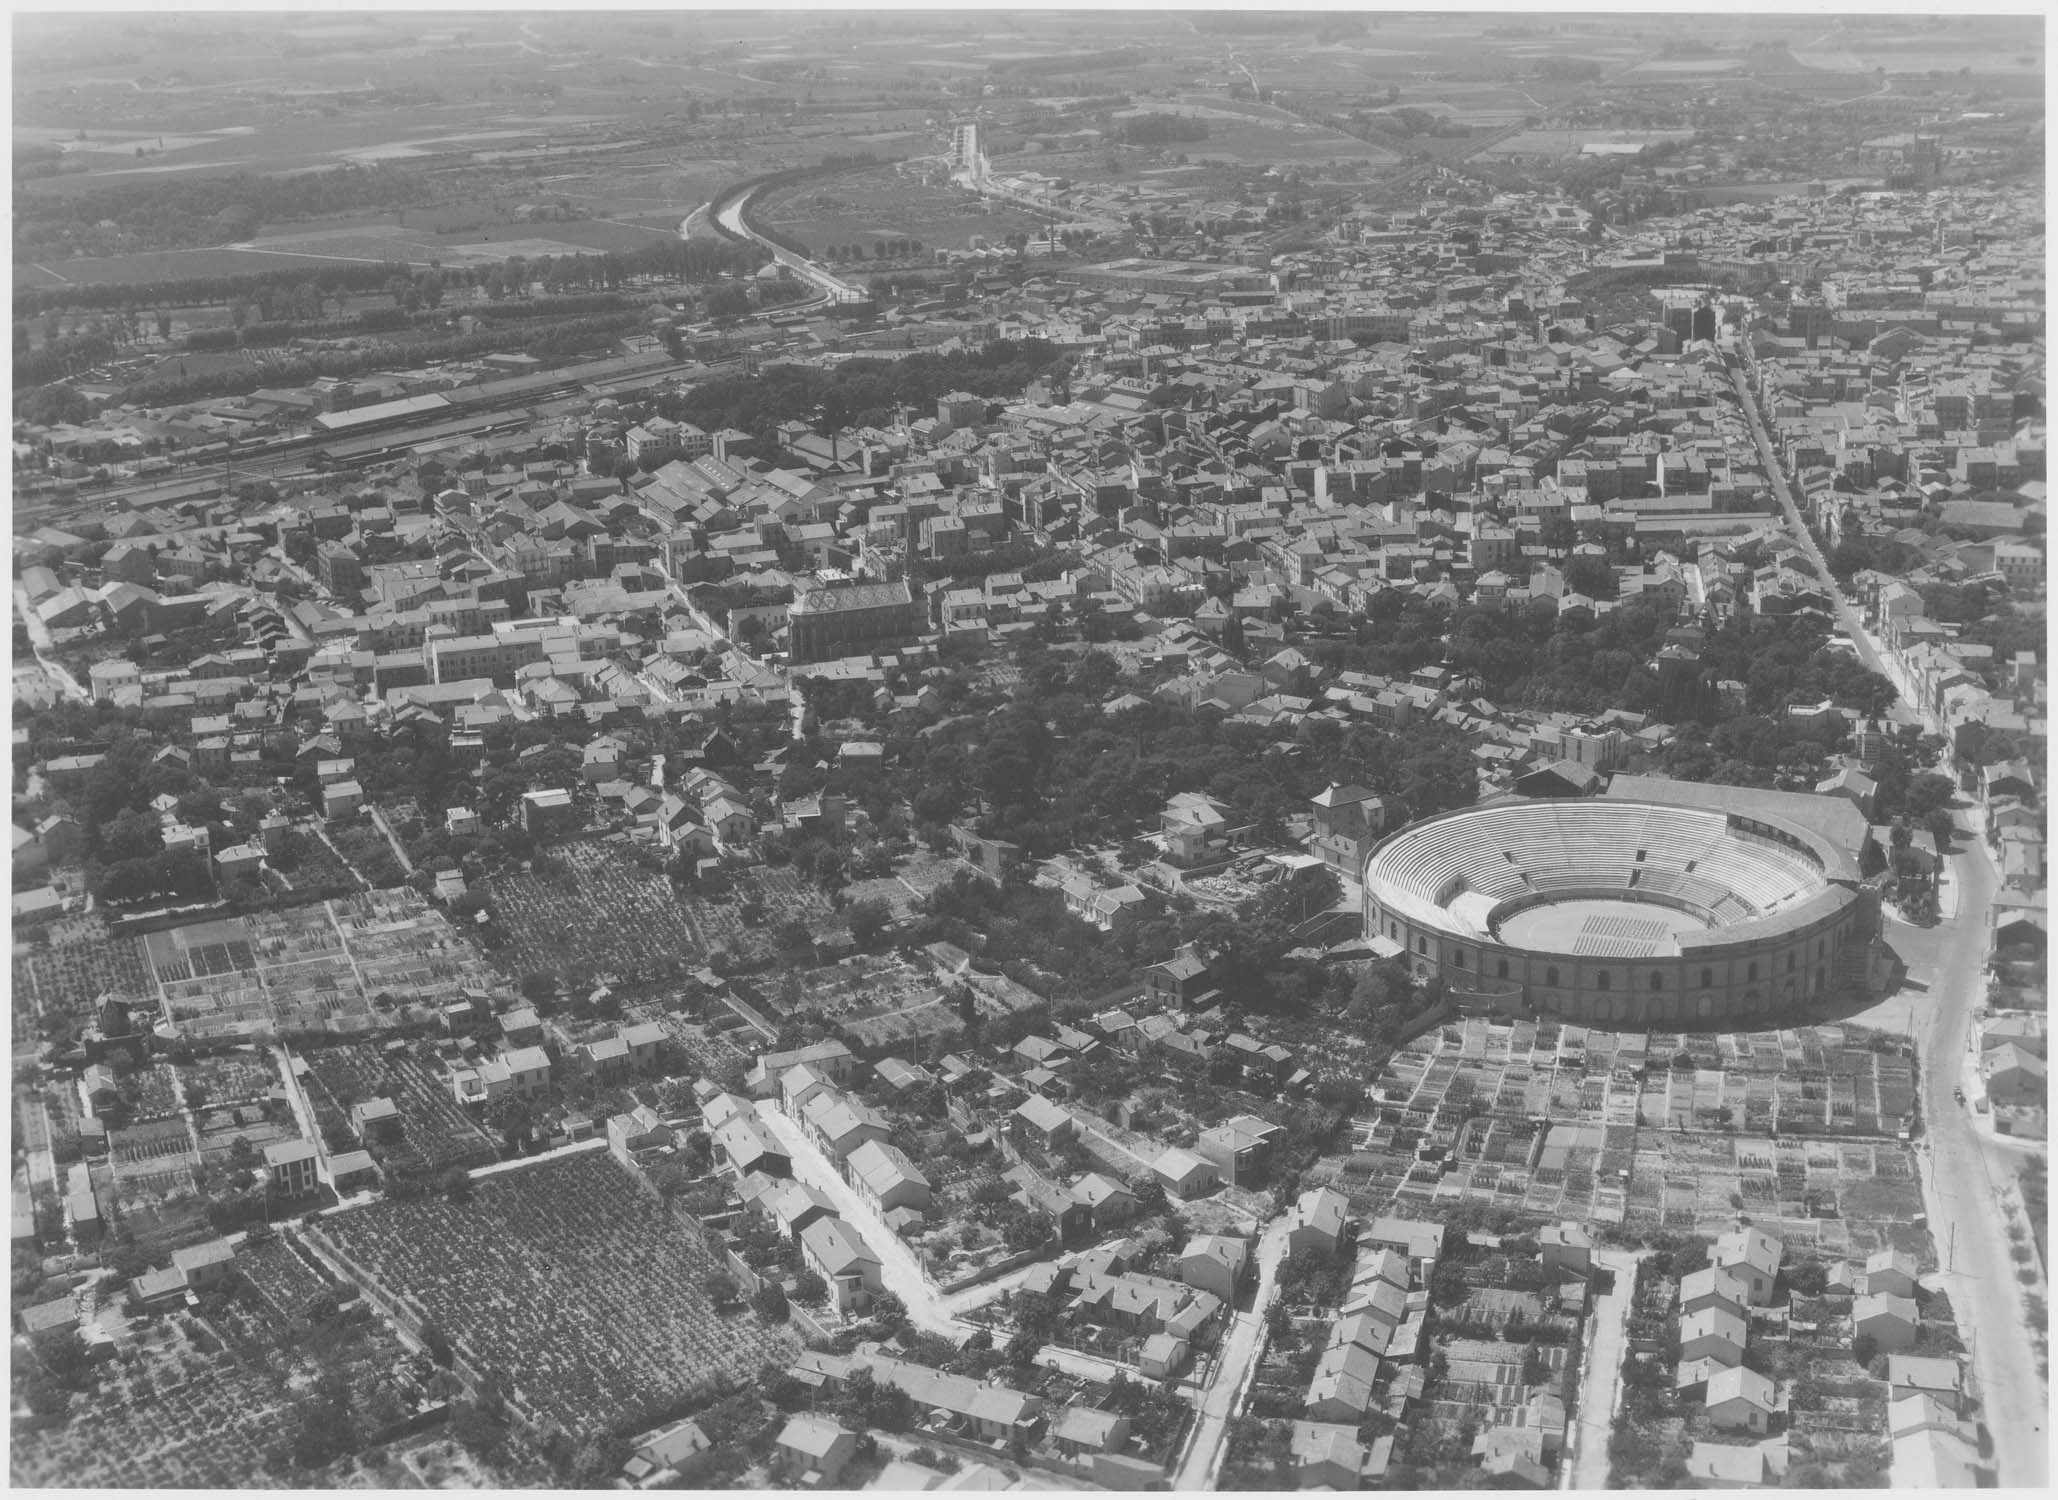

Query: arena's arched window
[1597,970,1612,990]
[1453,949,1467,968]
[1701,968,1713,989]
[1747,961,1759,982]
[1649,971,1663,991]
[1416,936,1427,955]
[1546,966,1560,987]
[1497,959,1509,979]
[1787,954,1796,973]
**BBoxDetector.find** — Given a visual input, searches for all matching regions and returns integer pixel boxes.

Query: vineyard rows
[484,842,711,983]
[302,1042,498,1177]
[314,1152,800,1438]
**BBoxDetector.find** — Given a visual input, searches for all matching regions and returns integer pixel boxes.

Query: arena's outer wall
[1363,804,1876,1029]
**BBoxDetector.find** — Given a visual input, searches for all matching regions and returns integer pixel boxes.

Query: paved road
[1907,826,2046,1486]
[1169,1213,1291,1492]
[1563,1247,1642,1490]
[470,1138,606,1180]
[1732,358,2045,1483]
[1727,361,1920,729]
[755,1100,970,1343]
[713,185,858,307]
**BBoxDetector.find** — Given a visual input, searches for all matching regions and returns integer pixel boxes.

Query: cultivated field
[481,840,856,982]
[483,840,710,984]
[16,248,374,288]
[12,1315,294,1487]
[624,1003,752,1084]
[134,892,501,1043]
[311,1150,801,1439]
[11,1238,412,1488]
[301,1040,499,1178]
[234,218,682,268]
[14,918,157,1029]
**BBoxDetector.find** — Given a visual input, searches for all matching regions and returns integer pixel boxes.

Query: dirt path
[1066,1105,1157,1179]
[1564,1247,1642,1490]
[366,805,415,877]
[314,826,374,892]
[1170,1212,1292,1491]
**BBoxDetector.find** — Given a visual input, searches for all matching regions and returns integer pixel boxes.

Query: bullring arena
[1363,789,1880,1028]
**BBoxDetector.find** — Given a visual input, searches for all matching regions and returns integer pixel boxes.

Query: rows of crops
[313,1151,800,1438]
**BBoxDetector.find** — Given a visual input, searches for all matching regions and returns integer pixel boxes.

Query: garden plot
[626,1005,750,1083]
[840,873,919,918]
[301,1042,498,1178]
[312,1151,801,1440]
[666,867,848,970]
[193,1103,297,1169]
[328,889,502,1012]
[140,893,497,1043]
[178,1051,279,1110]
[842,847,976,917]
[10,1315,290,1488]
[785,953,966,1052]
[1345,1018,1931,1241]
[111,1117,200,1215]
[118,1062,186,1123]
[13,922,156,1022]
[484,840,709,983]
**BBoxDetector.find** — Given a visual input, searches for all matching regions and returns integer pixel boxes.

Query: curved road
[1729,351,2046,1486]
[708,180,864,307]
[1909,823,2045,1487]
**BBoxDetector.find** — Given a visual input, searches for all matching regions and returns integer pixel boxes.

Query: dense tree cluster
[1314,595,1896,724]
[14,238,774,416]
[888,646,1476,860]
[107,311,643,409]
[13,238,766,323]
[657,337,1064,449]
[1827,532,1918,584]
[1915,580,2043,686]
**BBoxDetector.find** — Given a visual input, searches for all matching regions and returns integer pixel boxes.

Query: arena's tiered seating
[1637,807,1731,873]
[1694,837,1816,912]
[1369,801,1824,927]
[1635,867,1729,911]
